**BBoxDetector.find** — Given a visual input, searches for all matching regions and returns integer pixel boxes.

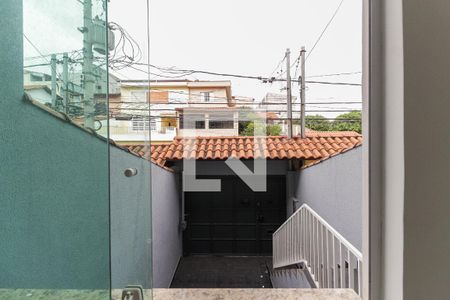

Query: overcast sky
[24,0,362,117]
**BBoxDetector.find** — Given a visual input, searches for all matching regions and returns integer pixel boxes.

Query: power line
[116,86,362,104]
[127,62,362,86]
[110,107,361,113]
[107,114,362,122]
[305,80,361,86]
[23,33,64,81]
[307,71,361,78]
[112,100,362,106]
[268,54,287,78]
[306,0,345,61]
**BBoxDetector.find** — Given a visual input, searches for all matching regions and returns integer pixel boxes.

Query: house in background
[106,80,236,145]
[176,107,239,137]
[259,92,302,135]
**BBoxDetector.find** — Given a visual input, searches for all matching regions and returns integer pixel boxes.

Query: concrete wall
[295,148,362,250]
[151,165,183,288]
[0,0,109,288]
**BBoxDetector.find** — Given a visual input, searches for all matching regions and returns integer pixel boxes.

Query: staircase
[272,204,363,296]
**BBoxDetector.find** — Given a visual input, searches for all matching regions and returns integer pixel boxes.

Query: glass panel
[108,0,153,298]
[0,0,109,298]
[23,0,109,131]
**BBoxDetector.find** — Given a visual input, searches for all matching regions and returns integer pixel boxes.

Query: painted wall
[0,0,183,290]
[295,148,362,250]
[151,165,183,288]
[0,1,109,288]
[110,147,181,289]
[402,1,450,299]
[110,147,152,289]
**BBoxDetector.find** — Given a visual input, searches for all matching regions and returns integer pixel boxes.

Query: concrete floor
[170,256,273,288]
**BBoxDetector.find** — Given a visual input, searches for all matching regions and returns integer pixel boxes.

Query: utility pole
[286,48,293,138]
[82,0,95,129]
[50,54,57,108]
[62,53,69,114]
[300,46,306,138]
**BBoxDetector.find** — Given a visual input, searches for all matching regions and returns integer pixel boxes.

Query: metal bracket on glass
[121,286,143,300]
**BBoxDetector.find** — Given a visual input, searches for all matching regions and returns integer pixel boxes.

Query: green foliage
[241,122,282,136]
[305,115,332,131]
[304,111,362,133]
[332,111,362,133]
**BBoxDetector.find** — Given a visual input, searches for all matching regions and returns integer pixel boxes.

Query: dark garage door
[184,176,286,255]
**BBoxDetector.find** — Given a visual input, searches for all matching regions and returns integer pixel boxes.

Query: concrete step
[270,267,314,288]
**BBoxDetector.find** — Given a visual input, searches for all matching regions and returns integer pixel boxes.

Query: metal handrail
[273,204,363,296]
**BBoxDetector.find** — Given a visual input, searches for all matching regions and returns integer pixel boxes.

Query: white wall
[151,165,183,288]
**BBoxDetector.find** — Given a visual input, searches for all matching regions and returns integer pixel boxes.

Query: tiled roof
[124,131,362,168]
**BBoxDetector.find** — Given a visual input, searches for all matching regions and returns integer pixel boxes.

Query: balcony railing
[273,204,362,296]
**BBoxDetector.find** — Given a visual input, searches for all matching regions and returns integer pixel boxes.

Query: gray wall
[0,1,181,289]
[110,147,152,288]
[295,147,362,250]
[110,147,182,289]
[151,164,182,288]
[368,1,450,298]
[0,0,110,288]
[402,1,450,298]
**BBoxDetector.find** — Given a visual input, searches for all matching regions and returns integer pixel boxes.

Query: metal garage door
[184,176,286,255]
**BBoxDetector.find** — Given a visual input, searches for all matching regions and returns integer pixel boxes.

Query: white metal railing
[273,204,363,296]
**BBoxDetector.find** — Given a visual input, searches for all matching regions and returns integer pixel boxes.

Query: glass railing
[23,0,110,132]
[1,0,152,298]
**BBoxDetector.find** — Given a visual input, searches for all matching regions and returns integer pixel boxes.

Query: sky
[24,0,362,118]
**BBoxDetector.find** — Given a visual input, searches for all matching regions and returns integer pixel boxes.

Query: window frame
[131,116,151,132]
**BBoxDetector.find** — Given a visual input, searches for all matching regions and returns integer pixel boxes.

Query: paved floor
[150,289,360,300]
[1,289,360,300]
[170,256,273,288]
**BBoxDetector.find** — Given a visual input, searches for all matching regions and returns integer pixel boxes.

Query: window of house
[180,113,206,129]
[132,116,150,131]
[150,119,156,131]
[209,113,234,129]
[201,92,211,102]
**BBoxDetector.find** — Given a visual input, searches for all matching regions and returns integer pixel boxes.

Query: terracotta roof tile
[124,131,362,168]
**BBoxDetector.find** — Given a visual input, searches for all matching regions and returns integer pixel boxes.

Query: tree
[332,111,362,133]
[305,115,332,131]
[241,122,282,136]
